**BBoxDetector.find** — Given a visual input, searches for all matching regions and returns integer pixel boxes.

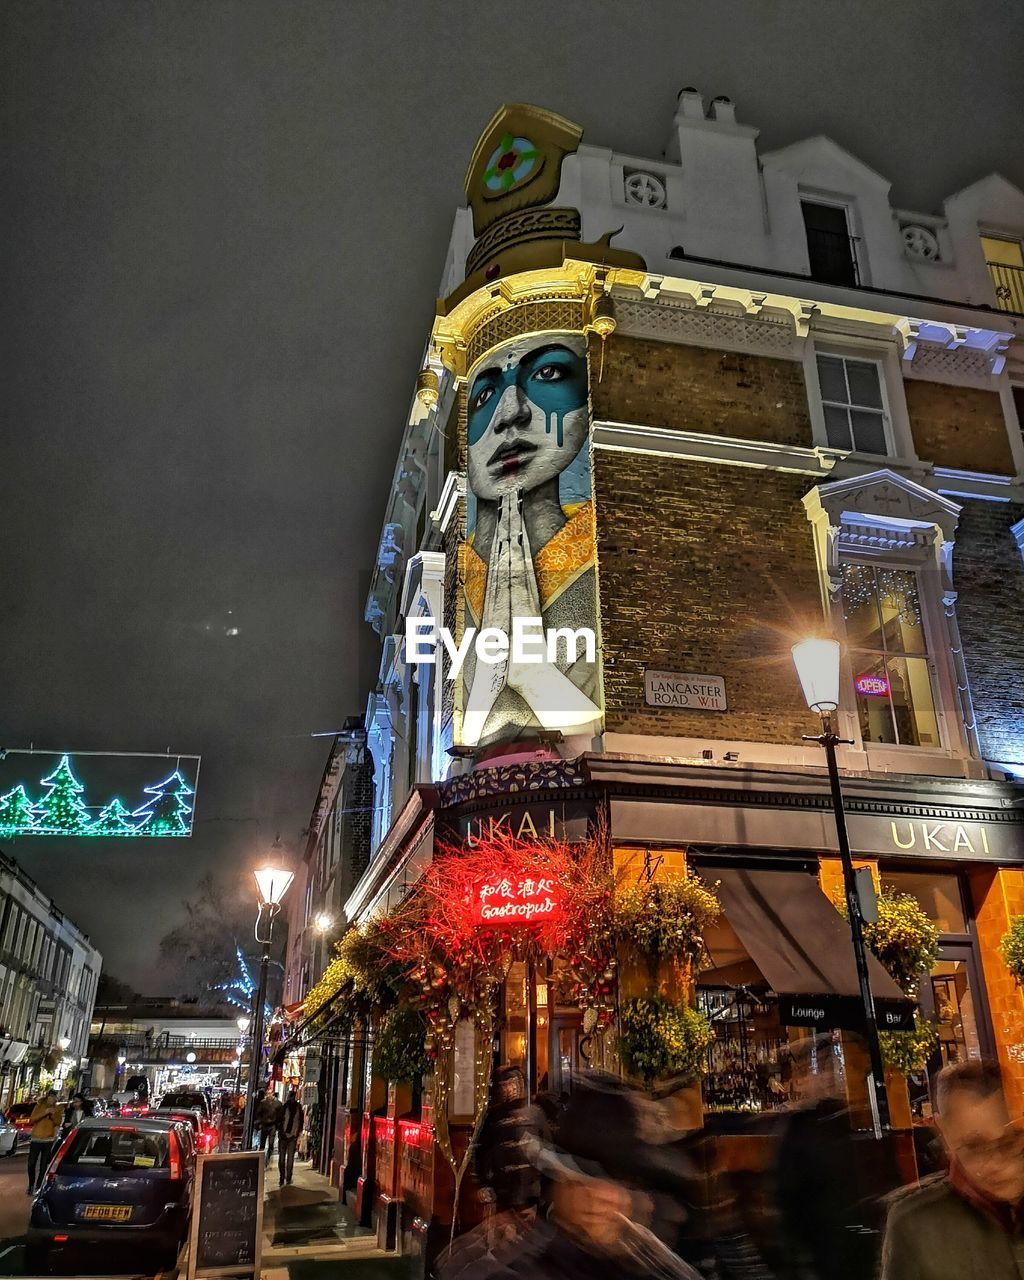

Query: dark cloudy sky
[3,0,1023,992]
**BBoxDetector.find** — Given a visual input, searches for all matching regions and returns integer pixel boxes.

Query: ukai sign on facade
[443,797,595,847]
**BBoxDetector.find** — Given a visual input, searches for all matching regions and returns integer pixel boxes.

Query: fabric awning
[712,867,915,1031]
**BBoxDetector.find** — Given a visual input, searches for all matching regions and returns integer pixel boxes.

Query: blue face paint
[467,344,587,447]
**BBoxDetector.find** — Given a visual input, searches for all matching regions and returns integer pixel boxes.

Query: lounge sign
[779,995,915,1032]
[645,670,727,711]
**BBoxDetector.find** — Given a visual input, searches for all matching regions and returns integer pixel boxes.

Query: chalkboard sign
[187,1151,264,1279]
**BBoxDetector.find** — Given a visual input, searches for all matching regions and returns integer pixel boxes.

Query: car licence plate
[82,1204,133,1222]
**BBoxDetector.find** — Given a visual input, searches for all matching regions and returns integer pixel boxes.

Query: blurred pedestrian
[277,1089,304,1186]
[27,1090,62,1195]
[774,1034,878,1280]
[474,1065,546,1219]
[438,1071,703,1280]
[882,1060,1024,1280]
[255,1088,283,1156]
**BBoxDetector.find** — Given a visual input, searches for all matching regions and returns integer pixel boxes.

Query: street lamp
[792,637,890,1134]
[313,912,334,933]
[242,851,294,1148]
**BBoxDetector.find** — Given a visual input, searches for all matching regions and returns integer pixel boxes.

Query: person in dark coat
[881,1059,1024,1280]
[438,1072,703,1280]
[474,1065,546,1214]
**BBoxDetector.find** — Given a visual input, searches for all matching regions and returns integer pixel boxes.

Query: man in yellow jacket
[27,1091,62,1195]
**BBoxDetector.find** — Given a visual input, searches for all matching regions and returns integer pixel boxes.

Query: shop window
[816,354,890,454]
[881,871,967,935]
[841,563,940,748]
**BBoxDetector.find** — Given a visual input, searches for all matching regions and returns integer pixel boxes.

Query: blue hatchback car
[27,1115,196,1270]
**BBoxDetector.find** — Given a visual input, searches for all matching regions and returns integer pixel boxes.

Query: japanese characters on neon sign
[470,872,563,927]
[855,674,891,698]
[0,752,199,839]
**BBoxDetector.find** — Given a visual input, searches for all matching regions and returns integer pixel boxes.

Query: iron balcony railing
[987,261,1024,315]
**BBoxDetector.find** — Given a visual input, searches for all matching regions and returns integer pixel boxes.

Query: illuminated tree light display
[0,753,198,838]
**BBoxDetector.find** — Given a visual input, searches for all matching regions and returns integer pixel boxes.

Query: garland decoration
[373,1006,432,1084]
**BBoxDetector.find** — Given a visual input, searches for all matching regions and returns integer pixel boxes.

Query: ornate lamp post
[791,637,890,1134]
[242,856,293,1148]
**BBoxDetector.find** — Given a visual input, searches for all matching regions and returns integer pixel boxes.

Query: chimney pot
[675,87,705,120]
[709,96,737,125]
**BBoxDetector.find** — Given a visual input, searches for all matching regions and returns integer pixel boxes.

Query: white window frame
[836,556,947,755]
[803,470,983,778]
[804,338,915,462]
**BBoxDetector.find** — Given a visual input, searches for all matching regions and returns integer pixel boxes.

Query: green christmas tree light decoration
[35,755,91,835]
[90,798,138,837]
[132,770,194,837]
[0,785,37,834]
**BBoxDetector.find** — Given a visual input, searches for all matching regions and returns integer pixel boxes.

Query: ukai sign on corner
[645,670,727,712]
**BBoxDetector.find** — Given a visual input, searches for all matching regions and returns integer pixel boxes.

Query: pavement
[0,1152,403,1278]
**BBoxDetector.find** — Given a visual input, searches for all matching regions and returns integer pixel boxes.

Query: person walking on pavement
[277,1089,304,1186]
[27,1091,62,1195]
[255,1088,283,1157]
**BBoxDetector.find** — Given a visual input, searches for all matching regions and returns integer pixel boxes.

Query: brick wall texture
[904,379,1015,475]
[591,334,814,447]
[953,498,1024,767]
[594,450,822,742]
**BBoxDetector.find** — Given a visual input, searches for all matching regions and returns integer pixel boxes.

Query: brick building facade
[302,97,1024,1262]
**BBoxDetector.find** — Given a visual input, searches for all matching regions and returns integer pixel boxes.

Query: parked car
[158,1090,212,1122]
[0,1118,18,1156]
[4,1101,35,1140]
[27,1117,196,1271]
[150,1106,217,1153]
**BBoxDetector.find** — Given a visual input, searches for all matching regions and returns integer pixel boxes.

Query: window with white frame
[816,353,889,454]
[840,563,940,748]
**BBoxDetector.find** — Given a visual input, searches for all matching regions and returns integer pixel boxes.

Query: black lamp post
[792,637,890,1135]
[241,859,293,1149]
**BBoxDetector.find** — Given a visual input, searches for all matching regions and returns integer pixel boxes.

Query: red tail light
[110,1125,137,1133]
[53,1235,69,1243]
[138,1104,149,1114]
[168,1129,182,1181]
[45,1129,77,1183]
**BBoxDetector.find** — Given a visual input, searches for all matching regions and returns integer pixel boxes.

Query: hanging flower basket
[835,888,939,996]
[617,994,714,1089]
[1000,916,1024,986]
[613,871,720,968]
[880,1014,940,1075]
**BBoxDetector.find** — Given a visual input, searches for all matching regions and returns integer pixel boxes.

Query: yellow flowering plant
[613,872,720,967]
[617,994,714,1089]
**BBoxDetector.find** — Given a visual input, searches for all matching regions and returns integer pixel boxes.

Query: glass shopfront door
[917,942,990,1071]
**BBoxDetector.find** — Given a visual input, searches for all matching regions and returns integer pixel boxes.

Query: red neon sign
[470,873,563,928]
[855,673,890,697]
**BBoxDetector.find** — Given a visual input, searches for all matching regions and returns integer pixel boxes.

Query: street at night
[4,3,1024,1279]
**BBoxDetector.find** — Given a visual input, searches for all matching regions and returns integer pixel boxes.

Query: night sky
[3,1,1023,993]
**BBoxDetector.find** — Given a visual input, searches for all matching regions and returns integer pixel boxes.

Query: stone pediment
[807,468,961,541]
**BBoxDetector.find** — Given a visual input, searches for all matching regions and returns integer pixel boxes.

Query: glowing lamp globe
[186,1052,196,1064]
[237,1015,250,1033]
[314,912,333,932]
[58,1035,71,1052]
[254,864,294,907]
[792,638,841,713]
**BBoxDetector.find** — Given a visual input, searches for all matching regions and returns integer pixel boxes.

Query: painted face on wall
[466,333,589,502]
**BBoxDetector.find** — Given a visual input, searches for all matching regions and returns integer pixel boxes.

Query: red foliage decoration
[380,825,616,1033]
